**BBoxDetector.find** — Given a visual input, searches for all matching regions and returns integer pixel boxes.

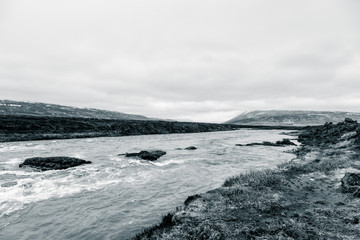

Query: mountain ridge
[0,99,151,121]
[225,110,360,126]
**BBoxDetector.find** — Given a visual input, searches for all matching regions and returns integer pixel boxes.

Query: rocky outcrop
[19,157,91,171]
[184,194,202,206]
[341,172,360,197]
[298,118,360,146]
[123,150,166,161]
[236,142,277,147]
[275,139,297,146]
[236,138,296,147]
[299,119,360,198]
[225,110,360,126]
[176,146,197,150]
[185,146,197,150]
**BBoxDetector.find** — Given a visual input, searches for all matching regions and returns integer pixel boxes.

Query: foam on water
[1,157,22,166]
[0,129,297,239]
[0,163,130,216]
[1,147,181,217]
[150,159,186,167]
[0,144,46,153]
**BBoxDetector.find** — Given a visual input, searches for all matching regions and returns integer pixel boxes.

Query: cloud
[0,0,359,122]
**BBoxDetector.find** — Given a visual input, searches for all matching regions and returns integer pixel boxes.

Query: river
[0,129,297,239]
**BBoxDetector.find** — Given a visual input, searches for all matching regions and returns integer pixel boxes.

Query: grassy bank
[0,115,241,142]
[133,119,360,239]
[0,115,305,142]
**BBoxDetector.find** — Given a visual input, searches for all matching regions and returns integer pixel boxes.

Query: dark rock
[124,150,166,161]
[236,139,296,147]
[344,216,360,224]
[345,118,357,123]
[159,213,175,228]
[259,141,279,146]
[354,189,360,198]
[275,139,297,146]
[176,146,197,150]
[244,142,279,147]
[139,150,166,160]
[124,152,140,157]
[184,194,202,206]
[19,156,91,171]
[298,118,360,147]
[341,172,360,194]
[314,200,327,205]
[185,146,197,150]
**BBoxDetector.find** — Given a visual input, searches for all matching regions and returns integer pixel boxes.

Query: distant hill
[225,110,360,126]
[0,115,243,142]
[0,100,151,120]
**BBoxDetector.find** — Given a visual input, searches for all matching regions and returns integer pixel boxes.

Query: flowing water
[0,129,297,239]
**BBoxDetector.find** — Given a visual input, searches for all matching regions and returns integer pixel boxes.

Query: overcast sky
[1,0,359,122]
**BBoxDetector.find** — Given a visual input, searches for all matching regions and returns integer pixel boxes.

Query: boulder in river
[275,139,297,146]
[341,172,360,195]
[124,150,166,161]
[19,157,92,171]
[184,194,202,206]
[236,139,296,147]
[185,146,197,150]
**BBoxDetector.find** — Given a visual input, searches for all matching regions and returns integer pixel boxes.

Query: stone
[185,146,197,150]
[275,139,296,146]
[345,118,357,123]
[236,139,296,147]
[341,172,360,194]
[184,194,202,206]
[19,157,91,171]
[124,150,166,161]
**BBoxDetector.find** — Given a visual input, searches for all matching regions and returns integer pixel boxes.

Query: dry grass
[279,147,360,175]
[133,146,360,239]
[223,169,285,190]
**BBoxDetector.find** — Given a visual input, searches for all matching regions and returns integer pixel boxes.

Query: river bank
[134,119,360,239]
[0,129,295,239]
[0,115,304,142]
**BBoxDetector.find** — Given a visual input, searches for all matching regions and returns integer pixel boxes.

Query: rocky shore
[133,119,360,239]
[236,138,297,147]
[0,115,304,142]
